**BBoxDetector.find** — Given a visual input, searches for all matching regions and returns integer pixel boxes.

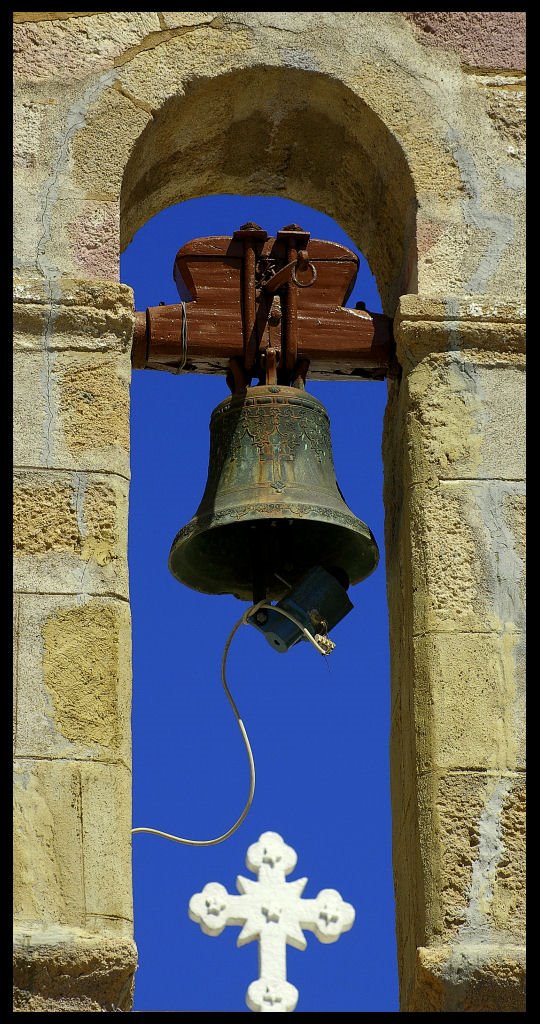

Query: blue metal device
[249,565,353,653]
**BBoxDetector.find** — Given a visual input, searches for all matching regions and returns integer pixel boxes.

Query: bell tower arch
[14,11,525,1012]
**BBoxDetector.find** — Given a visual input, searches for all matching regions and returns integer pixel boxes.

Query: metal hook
[291,260,317,288]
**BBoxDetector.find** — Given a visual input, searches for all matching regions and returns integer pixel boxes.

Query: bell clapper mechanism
[131,223,397,845]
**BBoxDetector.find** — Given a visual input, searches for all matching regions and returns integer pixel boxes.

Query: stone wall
[13,11,525,1011]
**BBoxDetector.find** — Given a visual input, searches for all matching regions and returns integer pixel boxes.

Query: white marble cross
[189,831,355,1012]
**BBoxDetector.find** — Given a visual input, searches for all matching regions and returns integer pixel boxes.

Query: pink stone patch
[402,11,525,71]
[68,203,120,280]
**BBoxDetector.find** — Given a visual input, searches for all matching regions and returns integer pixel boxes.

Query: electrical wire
[131,599,330,846]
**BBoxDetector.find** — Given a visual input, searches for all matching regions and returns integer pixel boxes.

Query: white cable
[252,602,329,655]
[131,598,328,845]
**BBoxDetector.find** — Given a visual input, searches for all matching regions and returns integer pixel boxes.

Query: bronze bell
[169,385,379,601]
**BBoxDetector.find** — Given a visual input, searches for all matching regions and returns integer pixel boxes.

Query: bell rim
[169,501,380,593]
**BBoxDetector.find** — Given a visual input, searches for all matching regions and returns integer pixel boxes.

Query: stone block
[15,595,131,763]
[403,351,525,484]
[66,199,120,279]
[13,469,129,598]
[14,757,133,934]
[14,758,86,928]
[13,275,134,354]
[13,351,49,468]
[13,930,137,1012]
[417,771,525,945]
[408,479,525,635]
[409,942,525,1012]
[71,85,151,196]
[13,85,71,176]
[402,12,525,72]
[16,191,122,281]
[492,777,526,935]
[14,348,131,477]
[480,80,526,162]
[13,12,160,81]
[80,761,133,927]
[56,350,131,469]
[13,183,44,277]
[395,296,526,364]
[413,632,523,772]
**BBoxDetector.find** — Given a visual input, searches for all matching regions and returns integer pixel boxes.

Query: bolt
[256,611,268,624]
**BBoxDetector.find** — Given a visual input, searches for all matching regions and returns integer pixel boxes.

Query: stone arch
[120,66,417,312]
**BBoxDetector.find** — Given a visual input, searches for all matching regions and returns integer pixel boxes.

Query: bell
[169,385,379,601]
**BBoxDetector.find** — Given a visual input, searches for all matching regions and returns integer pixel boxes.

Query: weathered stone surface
[68,199,121,279]
[478,79,526,162]
[80,762,134,927]
[13,470,129,597]
[492,779,526,935]
[408,480,525,635]
[395,295,526,364]
[413,633,522,772]
[402,12,526,71]
[13,12,160,81]
[58,350,130,450]
[14,349,131,477]
[14,758,133,931]
[72,85,152,197]
[13,928,137,1012]
[14,760,85,927]
[403,355,525,485]
[161,11,219,29]
[13,93,61,172]
[13,183,45,275]
[389,765,526,1008]
[14,476,80,554]
[13,13,103,22]
[13,276,134,352]
[421,771,524,943]
[43,605,123,748]
[410,943,525,1012]
[15,595,131,763]
[13,352,49,468]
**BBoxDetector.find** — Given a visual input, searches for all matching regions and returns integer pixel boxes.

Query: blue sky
[121,195,398,1013]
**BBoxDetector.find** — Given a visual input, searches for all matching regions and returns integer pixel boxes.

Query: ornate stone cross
[189,831,355,1012]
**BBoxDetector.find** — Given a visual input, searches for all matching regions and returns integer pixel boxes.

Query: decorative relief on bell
[169,385,379,601]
